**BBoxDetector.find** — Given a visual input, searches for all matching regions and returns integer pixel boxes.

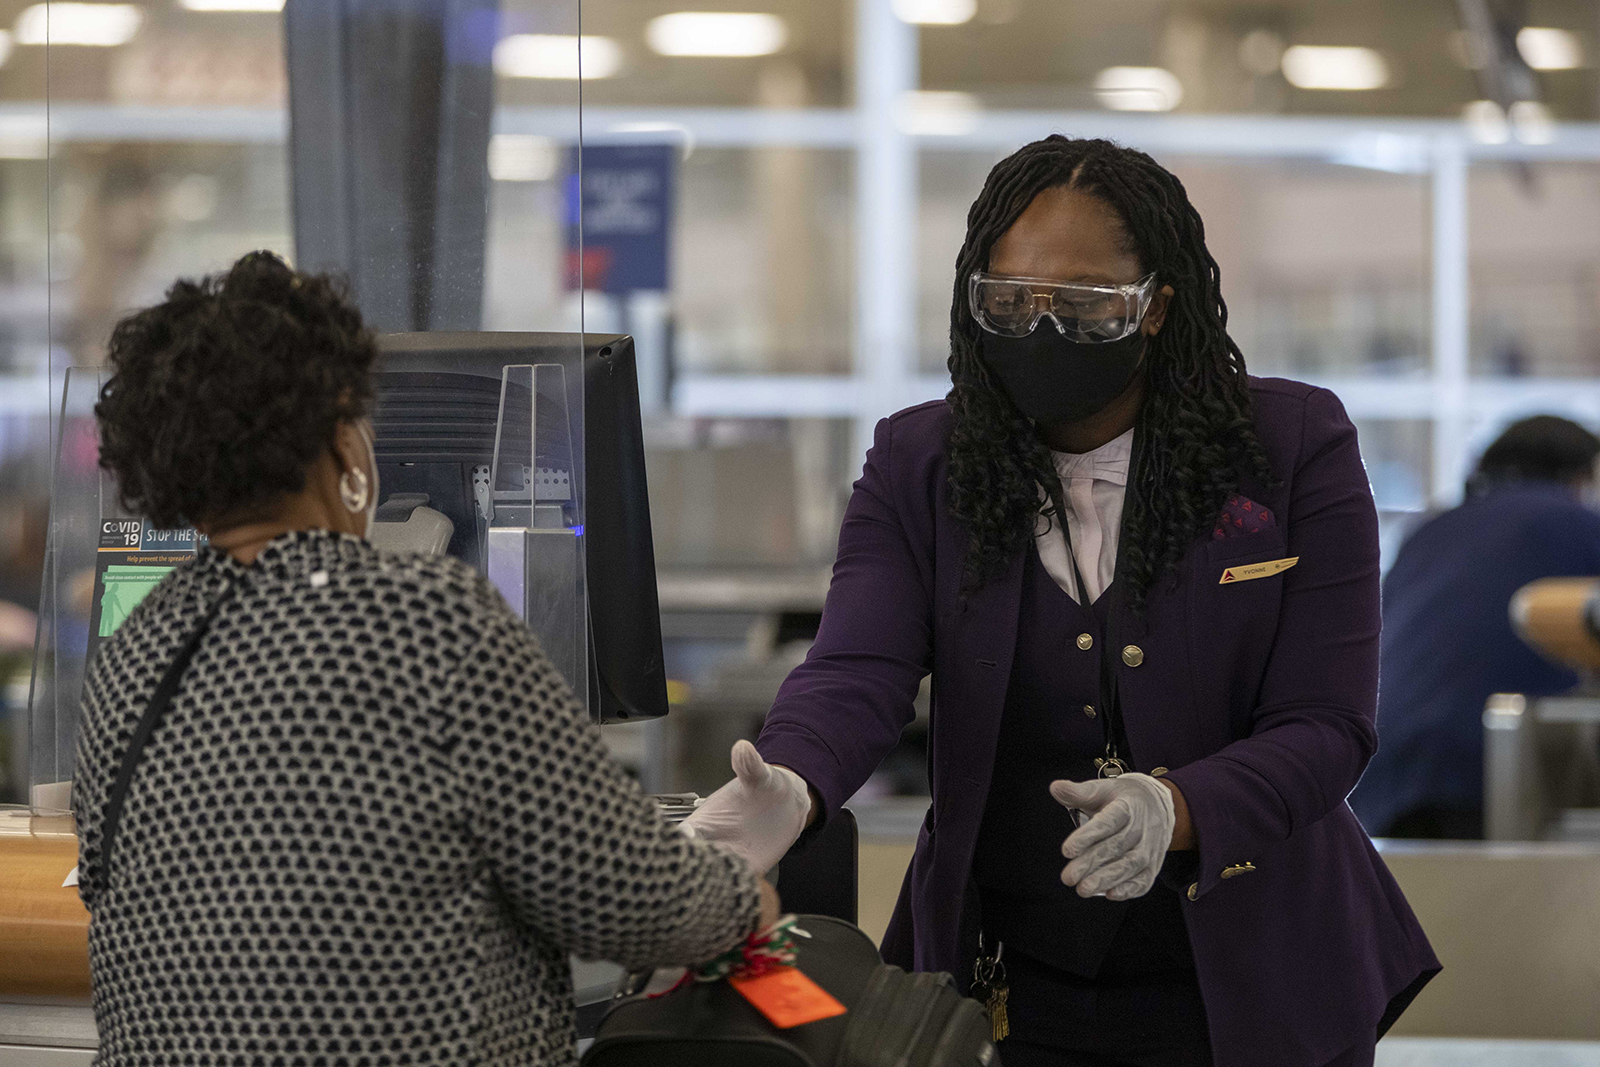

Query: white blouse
[1035,427,1133,605]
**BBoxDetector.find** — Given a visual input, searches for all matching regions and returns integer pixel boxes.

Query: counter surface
[0,811,90,1000]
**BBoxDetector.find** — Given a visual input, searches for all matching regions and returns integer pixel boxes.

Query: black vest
[971,546,1194,980]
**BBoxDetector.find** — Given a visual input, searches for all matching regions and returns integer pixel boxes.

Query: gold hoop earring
[339,468,369,514]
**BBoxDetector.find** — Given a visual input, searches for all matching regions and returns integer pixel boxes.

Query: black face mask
[981,325,1147,426]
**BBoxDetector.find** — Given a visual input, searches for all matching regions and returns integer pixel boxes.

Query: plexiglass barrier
[370,338,589,721]
[21,0,585,814]
[28,367,219,815]
[487,363,587,707]
[26,367,158,815]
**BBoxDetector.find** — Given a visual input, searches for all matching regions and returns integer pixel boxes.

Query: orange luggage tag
[731,966,848,1029]
[676,916,848,1030]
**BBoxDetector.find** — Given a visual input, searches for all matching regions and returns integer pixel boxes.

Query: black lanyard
[99,580,238,888]
[1059,527,1130,778]
[1051,417,1146,779]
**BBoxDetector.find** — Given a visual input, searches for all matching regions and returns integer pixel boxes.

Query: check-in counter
[855,805,1600,1042]
[1376,840,1600,1041]
[0,809,94,1064]
[7,808,1599,1056]
[0,810,626,1063]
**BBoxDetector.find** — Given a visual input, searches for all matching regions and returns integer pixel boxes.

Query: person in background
[1353,415,1600,840]
[76,251,776,1066]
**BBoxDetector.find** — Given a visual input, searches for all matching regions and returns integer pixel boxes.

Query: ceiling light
[1509,99,1555,144]
[494,34,621,79]
[15,4,144,47]
[1094,66,1183,112]
[1281,45,1388,90]
[1462,99,1508,144]
[898,90,980,135]
[892,0,975,26]
[646,12,787,57]
[1516,27,1583,71]
[179,0,283,10]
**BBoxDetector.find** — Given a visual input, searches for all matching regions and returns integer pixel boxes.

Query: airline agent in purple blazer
[682,136,1439,1067]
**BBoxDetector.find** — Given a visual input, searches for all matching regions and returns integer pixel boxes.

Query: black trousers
[999,1039,1376,1067]
[996,949,1213,1067]
[996,950,1376,1067]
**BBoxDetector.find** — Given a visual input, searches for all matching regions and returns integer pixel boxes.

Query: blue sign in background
[565,144,676,294]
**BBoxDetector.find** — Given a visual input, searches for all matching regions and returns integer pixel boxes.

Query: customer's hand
[1050,773,1176,901]
[682,741,812,875]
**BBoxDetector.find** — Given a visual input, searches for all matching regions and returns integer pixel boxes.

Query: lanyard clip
[1095,756,1128,778]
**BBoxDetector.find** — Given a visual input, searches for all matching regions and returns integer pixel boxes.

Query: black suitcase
[581,915,999,1067]
[837,964,996,1067]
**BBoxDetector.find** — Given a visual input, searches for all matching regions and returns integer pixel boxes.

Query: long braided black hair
[947,135,1275,612]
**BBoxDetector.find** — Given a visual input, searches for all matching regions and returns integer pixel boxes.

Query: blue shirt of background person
[1352,415,1600,839]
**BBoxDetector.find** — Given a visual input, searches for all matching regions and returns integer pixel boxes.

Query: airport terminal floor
[4,0,1600,1065]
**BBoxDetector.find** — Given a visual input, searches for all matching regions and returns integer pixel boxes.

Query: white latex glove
[1050,773,1175,902]
[681,740,812,876]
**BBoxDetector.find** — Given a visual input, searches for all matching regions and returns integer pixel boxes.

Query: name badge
[1220,556,1299,584]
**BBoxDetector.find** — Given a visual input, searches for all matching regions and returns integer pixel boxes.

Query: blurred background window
[1,0,1600,808]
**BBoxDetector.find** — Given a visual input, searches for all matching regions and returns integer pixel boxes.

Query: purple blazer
[757,377,1439,1067]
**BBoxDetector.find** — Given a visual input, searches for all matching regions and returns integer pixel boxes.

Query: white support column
[851,0,918,467]
[1430,137,1471,507]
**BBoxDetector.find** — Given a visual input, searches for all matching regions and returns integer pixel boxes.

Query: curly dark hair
[947,136,1276,611]
[95,250,377,530]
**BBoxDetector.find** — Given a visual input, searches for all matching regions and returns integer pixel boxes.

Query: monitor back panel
[374,332,668,723]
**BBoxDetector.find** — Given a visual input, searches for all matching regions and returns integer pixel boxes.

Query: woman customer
[75,251,775,1065]
[685,136,1439,1066]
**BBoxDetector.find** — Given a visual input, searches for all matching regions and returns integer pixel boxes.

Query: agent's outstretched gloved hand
[1050,773,1175,901]
[682,740,812,876]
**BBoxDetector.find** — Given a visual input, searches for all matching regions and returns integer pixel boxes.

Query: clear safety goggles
[968,271,1159,343]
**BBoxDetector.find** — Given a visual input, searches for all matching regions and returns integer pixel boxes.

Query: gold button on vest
[1121,644,1144,667]
[1076,633,1094,651]
[1083,704,1096,718]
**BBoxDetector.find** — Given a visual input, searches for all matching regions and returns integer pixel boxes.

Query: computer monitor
[372,332,667,724]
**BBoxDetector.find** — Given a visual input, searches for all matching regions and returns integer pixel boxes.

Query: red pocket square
[1214,495,1275,540]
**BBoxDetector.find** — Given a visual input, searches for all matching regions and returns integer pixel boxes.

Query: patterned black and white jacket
[73,530,761,1065]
